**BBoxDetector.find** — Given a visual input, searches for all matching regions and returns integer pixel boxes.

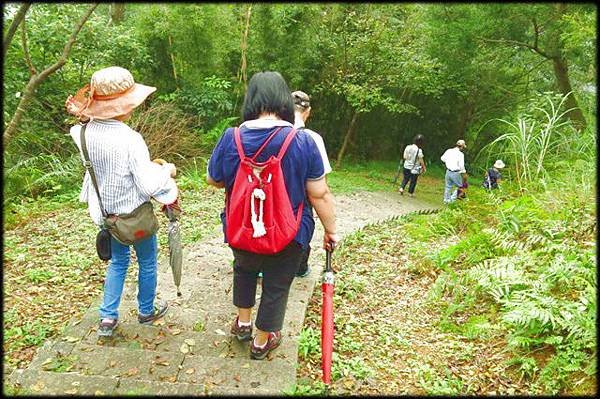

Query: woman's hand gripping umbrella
[322,240,336,385]
[154,158,183,297]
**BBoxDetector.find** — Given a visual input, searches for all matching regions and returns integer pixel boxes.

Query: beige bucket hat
[456,139,467,148]
[65,66,156,120]
[494,159,506,169]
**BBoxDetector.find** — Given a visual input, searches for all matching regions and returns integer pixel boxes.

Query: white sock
[237,319,251,327]
[253,338,268,349]
[101,318,114,324]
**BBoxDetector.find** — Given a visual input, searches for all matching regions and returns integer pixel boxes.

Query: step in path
[9,191,438,395]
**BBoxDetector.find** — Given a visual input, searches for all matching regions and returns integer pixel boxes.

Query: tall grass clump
[476,92,584,191]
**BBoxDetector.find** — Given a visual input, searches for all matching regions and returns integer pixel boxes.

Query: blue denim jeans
[444,170,463,203]
[99,234,158,320]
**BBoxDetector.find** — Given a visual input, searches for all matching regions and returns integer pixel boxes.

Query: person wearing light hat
[440,139,468,204]
[291,90,332,279]
[483,159,505,190]
[66,66,179,337]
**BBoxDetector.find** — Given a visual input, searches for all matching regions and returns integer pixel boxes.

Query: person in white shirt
[399,134,426,197]
[440,139,468,204]
[291,90,332,278]
[65,66,179,337]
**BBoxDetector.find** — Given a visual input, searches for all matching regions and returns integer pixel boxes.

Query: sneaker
[250,331,282,360]
[230,316,253,341]
[138,300,169,325]
[98,318,118,337]
[296,265,311,278]
[398,187,404,195]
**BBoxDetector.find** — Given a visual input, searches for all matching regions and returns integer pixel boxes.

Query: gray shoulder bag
[80,124,159,251]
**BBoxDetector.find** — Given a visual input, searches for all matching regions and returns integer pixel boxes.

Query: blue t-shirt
[208,122,325,249]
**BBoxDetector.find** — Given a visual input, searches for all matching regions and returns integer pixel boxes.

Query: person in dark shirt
[483,159,505,190]
[207,71,339,360]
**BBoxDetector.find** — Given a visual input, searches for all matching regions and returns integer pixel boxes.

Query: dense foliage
[2,3,596,205]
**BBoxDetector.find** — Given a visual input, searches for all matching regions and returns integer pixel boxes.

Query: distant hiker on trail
[292,90,332,278]
[207,71,339,360]
[440,139,468,204]
[483,159,505,190]
[398,134,426,197]
[65,66,180,337]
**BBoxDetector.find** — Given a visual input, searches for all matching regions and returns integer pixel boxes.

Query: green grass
[298,156,595,395]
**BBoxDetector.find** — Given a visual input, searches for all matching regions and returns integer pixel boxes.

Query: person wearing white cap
[440,139,468,204]
[291,90,332,278]
[483,159,505,190]
[65,66,179,337]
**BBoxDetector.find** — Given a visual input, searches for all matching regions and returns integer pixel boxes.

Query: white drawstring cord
[250,183,267,238]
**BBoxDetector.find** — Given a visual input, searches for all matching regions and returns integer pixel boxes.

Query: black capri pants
[231,241,303,332]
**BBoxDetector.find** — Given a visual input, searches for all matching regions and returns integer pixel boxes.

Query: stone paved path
[9,191,438,395]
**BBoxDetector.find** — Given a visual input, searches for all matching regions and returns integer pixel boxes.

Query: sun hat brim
[81,83,156,119]
[494,160,505,169]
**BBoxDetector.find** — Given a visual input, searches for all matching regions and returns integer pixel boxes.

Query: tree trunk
[109,3,125,25]
[240,5,252,91]
[552,56,587,130]
[3,3,31,57]
[335,110,359,169]
[168,34,179,89]
[3,3,98,144]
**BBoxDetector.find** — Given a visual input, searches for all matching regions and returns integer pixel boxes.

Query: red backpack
[225,126,304,254]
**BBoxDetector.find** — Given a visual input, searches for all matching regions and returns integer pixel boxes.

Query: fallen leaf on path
[63,336,78,343]
[185,368,195,374]
[234,375,241,382]
[65,388,78,394]
[32,381,45,392]
[215,329,227,336]
[170,328,182,335]
[180,343,190,354]
[109,360,116,367]
[184,338,196,346]
[125,367,139,376]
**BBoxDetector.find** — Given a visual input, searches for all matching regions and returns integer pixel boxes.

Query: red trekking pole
[321,244,335,385]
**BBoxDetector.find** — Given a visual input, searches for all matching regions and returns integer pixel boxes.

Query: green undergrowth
[296,163,595,395]
[329,160,442,205]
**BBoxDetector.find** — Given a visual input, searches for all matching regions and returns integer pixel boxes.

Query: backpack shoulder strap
[277,128,298,159]
[233,127,245,160]
[251,127,283,161]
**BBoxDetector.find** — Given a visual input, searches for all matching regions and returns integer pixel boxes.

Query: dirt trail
[9,191,439,395]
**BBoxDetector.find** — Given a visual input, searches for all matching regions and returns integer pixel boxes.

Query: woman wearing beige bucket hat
[66,66,179,337]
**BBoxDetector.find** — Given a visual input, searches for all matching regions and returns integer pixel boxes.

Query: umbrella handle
[325,241,335,273]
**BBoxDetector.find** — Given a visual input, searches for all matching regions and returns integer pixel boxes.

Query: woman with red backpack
[207,71,338,360]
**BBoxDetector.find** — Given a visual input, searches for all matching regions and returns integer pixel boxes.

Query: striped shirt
[70,119,176,226]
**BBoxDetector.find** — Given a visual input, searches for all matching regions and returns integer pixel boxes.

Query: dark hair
[414,134,424,147]
[242,71,295,124]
